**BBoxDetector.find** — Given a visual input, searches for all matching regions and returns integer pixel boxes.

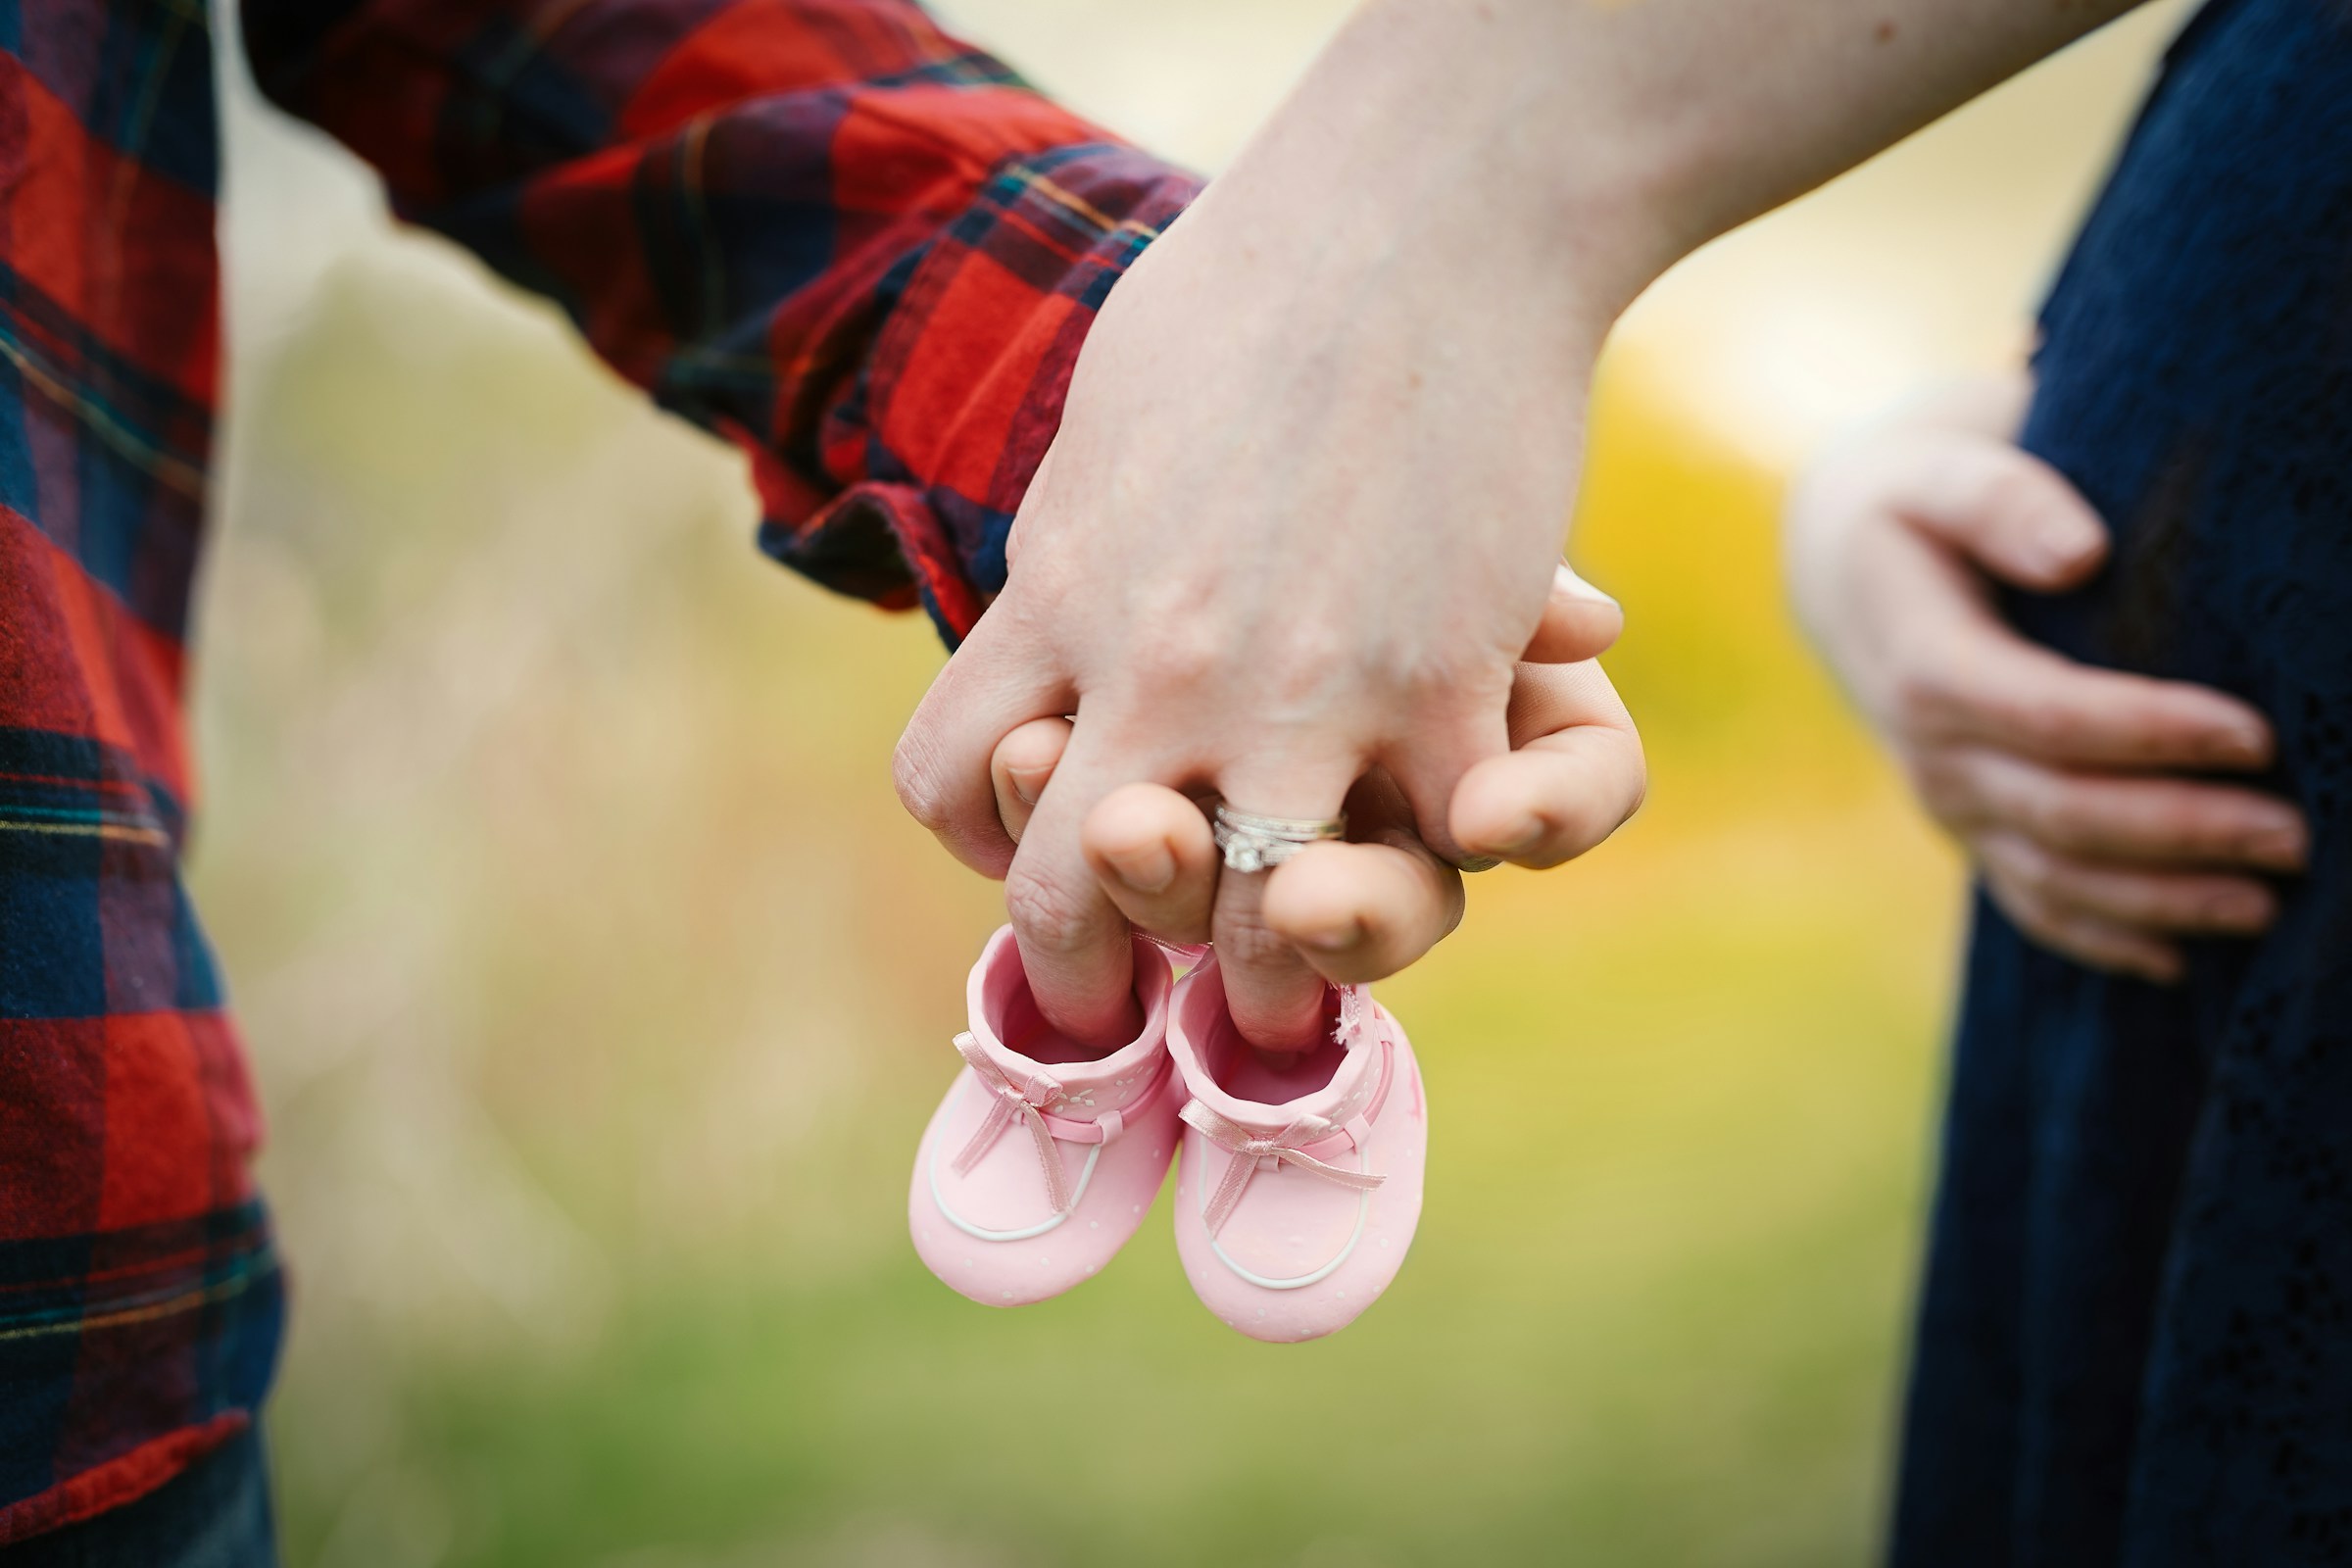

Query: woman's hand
[892,9,1634,1051]
[1785,375,2307,982]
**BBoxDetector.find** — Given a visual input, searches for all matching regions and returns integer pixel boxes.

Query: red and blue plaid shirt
[0,0,1197,1540]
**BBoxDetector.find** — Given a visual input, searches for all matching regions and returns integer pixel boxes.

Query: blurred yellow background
[194,5,2188,1564]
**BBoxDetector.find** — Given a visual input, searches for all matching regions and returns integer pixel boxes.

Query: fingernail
[1007,766,1050,807]
[2243,825,2307,870]
[1482,815,1545,861]
[1105,843,1176,895]
[2029,514,2103,577]
[1554,561,1619,609]
[1298,923,1360,954]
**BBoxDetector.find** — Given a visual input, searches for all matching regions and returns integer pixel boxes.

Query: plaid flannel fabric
[0,0,1198,1540]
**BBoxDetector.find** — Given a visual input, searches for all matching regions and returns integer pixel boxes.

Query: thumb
[1887,432,2111,593]
[1521,562,1625,662]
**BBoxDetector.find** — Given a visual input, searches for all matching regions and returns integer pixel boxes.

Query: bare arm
[1215,0,2151,319]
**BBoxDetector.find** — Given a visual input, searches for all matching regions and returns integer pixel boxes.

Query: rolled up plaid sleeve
[238,0,1202,642]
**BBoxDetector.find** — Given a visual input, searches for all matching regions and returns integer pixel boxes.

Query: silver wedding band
[1211,805,1347,873]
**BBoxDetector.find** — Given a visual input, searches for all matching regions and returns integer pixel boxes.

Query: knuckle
[2007,698,2082,755]
[1214,909,1297,974]
[2104,705,2180,767]
[1278,614,1356,680]
[1003,867,1101,954]
[2026,788,2090,850]
[1912,752,2003,837]
[1906,752,1971,820]
[2100,699,2161,759]
[1393,645,1511,707]
[2082,873,2152,924]
[891,732,955,833]
[1992,836,2057,898]
[2153,798,2219,852]
[2015,846,2063,900]
[2146,879,2208,925]
[1129,614,1226,693]
[1886,663,1957,730]
[1243,622,1368,713]
[1004,532,1082,602]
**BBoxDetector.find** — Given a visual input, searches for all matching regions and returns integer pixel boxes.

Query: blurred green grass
[372,840,1953,1568]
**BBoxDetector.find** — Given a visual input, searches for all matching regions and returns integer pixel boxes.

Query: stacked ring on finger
[1211,805,1347,873]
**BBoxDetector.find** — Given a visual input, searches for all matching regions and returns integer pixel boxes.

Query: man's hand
[892,6,1643,1052]
[984,624,1643,1023]
[1786,375,2307,983]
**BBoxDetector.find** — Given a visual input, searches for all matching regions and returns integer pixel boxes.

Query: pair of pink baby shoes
[908,926,1427,1342]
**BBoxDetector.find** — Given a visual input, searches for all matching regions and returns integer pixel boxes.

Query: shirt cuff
[753,141,1203,645]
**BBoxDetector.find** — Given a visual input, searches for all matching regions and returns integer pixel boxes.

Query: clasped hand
[891,167,1646,1053]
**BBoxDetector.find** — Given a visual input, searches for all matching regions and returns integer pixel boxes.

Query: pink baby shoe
[910,925,1181,1306]
[1167,956,1427,1343]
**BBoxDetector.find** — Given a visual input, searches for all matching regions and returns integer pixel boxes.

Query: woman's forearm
[1207,0,2150,328]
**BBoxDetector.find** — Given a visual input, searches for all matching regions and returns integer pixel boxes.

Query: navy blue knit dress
[1889,2,2352,1563]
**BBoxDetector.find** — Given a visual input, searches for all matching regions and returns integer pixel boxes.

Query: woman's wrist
[1210,0,2150,355]
[1190,0,1657,357]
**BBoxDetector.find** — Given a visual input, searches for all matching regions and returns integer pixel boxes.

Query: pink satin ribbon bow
[950,1032,1078,1215]
[1179,1100,1386,1236]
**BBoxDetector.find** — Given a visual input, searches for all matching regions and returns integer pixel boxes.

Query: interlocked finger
[1082,783,1221,947]
[991,718,1073,845]
[1209,753,1367,1053]
[1261,770,1464,985]
[1000,726,1167,1050]
[1447,661,1644,869]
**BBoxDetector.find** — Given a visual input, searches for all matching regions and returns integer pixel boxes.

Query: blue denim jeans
[9,1426,275,1567]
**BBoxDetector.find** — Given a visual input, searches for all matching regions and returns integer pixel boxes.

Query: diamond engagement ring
[1211,805,1347,873]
